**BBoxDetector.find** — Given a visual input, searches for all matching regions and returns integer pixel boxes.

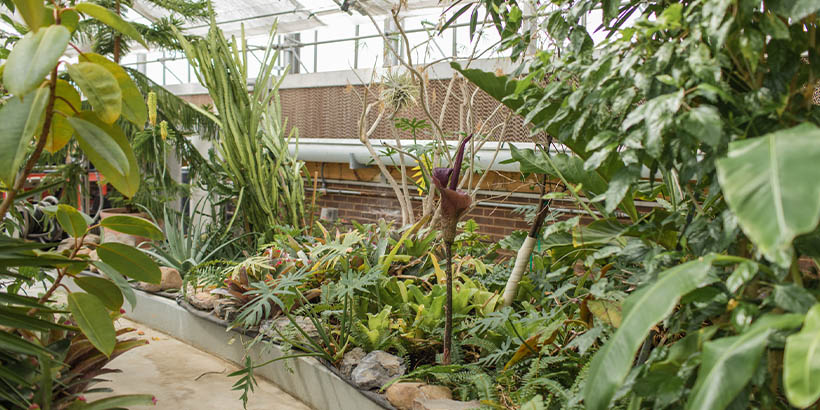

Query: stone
[412,398,481,410]
[137,267,182,293]
[260,316,319,340]
[213,298,241,322]
[350,350,405,390]
[56,235,99,252]
[340,347,366,378]
[386,382,453,410]
[187,289,218,311]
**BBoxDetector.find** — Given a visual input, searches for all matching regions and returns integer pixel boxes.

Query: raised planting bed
[66,276,392,410]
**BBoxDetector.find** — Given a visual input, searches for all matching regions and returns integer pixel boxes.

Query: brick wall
[311,180,537,240]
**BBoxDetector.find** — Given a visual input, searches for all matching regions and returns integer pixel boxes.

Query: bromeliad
[432,134,472,364]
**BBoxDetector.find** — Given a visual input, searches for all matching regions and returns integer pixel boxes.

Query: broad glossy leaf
[75,3,147,47]
[768,0,820,20]
[67,292,116,356]
[784,304,820,408]
[66,62,122,123]
[11,0,46,31]
[716,124,820,267]
[68,112,139,197]
[67,114,129,175]
[94,260,136,309]
[682,105,722,149]
[79,53,147,128]
[96,242,161,284]
[100,215,162,241]
[3,25,69,96]
[585,257,716,410]
[55,204,88,238]
[60,9,80,32]
[0,86,49,186]
[44,80,81,153]
[74,276,123,310]
[687,313,805,410]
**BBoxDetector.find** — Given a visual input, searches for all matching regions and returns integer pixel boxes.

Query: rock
[351,350,405,390]
[340,347,366,378]
[260,316,319,339]
[137,267,182,292]
[387,382,453,410]
[214,298,241,322]
[56,235,99,252]
[187,289,217,311]
[412,398,481,410]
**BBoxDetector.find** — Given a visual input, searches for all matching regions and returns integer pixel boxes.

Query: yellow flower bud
[160,120,168,140]
[147,92,157,126]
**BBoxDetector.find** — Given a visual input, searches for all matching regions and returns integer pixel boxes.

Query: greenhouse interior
[2,0,820,409]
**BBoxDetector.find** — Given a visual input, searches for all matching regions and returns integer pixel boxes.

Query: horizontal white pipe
[289,138,535,172]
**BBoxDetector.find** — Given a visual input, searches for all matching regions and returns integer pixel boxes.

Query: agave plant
[143,201,249,283]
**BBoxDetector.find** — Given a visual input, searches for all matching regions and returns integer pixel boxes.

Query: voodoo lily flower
[432,134,473,243]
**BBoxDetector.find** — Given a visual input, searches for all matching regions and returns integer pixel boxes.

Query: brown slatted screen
[279,78,546,143]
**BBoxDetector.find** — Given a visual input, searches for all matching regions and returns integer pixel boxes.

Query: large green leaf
[784,304,820,408]
[3,24,69,96]
[584,256,716,410]
[687,313,805,410]
[94,260,136,309]
[55,204,88,238]
[74,3,148,47]
[11,0,46,31]
[74,276,123,311]
[716,124,820,267]
[768,0,820,20]
[79,53,147,128]
[44,79,81,153]
[100,215,163,241]
[0,86,50,186]
[66,114,129,175]
[96,243,161,284]
[68,111,139,197]
[67,292,116,357]
[66,62,122,124]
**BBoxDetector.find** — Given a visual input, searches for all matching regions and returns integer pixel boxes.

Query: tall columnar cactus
[175,21,306,237]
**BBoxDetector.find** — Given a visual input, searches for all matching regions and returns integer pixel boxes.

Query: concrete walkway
[85,318,312,410]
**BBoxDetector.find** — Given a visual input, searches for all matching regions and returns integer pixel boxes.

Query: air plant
[431,134,473,364]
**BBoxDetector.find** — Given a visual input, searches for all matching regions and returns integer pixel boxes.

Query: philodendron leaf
[687,313,805,410]
[75,3,148,48]
[55,204,88,238]
[96,242,161,284]
[74,276,123,311]
[584,256,716,410]
[67,292,116,357]
[784,304,820,408]
[11,0,46,32]
[67,114,129,175]
[0,86,50,187]
[100,215,163,241]
[3,24,70,96]
[66,62,122,123]
[45,79,81,153]
[79,53,147,128]
[717,123,820,267]
[67,111,139,197]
